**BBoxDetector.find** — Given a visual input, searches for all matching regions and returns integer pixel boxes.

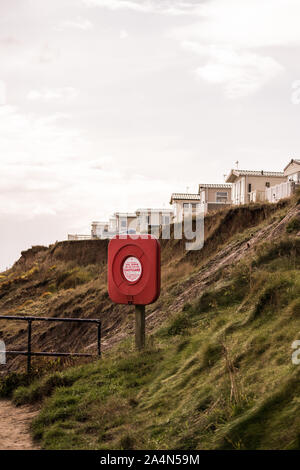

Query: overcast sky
[1,0,300,269]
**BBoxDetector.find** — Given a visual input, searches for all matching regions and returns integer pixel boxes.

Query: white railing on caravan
[249,190,266,203]
[68,234,91,240]
[265,181,294,203]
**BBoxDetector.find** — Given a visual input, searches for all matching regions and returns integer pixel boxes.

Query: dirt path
[0,400,39,450]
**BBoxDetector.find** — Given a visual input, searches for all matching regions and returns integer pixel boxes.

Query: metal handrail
[0,315,101,374]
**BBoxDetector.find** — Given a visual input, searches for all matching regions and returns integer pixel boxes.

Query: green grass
[286,217,300,233]
[55,266,95,290]
[8,235,300,450]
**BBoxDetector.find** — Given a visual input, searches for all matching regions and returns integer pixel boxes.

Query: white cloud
[169,0,300,98]
[57,16,93,31]
[85,0,300,97]
[83,0,201,15]
[190,45,284,99]
[0,37,20,46]
[185,0,300,49]
[0,103,175,226]
[291,80,300,105]
[27,87,79,101]
[0,103,111,219]
[0,104,83,166]
[120,29,129,39]
[37,44,59,64]
[0,80,6,105]
[83,0,300,29]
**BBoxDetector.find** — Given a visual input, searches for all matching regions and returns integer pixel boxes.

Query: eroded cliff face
[0,198,297,374]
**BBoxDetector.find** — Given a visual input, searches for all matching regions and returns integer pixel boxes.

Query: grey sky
[1,0,300,269]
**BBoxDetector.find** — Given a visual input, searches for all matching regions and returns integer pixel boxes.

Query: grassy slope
[0,203,286,374]
[8,235,300,450]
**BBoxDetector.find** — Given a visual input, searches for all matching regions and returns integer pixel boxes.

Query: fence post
[27,320,32,374]
[135,305,145,350]
[97,322,101,357]
[0,340,6,365]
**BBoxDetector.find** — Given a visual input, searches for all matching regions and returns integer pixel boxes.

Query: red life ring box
[108,235,161,305]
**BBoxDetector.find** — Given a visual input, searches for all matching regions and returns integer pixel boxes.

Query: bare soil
[0,400,39,450]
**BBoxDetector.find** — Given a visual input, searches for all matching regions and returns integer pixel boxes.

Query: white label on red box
[123,256,142,283]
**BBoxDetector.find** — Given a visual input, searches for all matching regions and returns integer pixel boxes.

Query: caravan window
[216,191,228,203]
